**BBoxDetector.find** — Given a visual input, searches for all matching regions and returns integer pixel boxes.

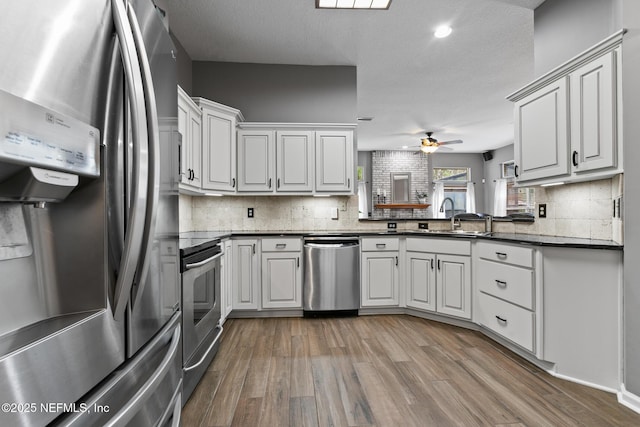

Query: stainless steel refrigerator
[0,0,181,425]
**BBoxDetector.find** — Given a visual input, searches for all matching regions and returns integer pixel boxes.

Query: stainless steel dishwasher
[303,236,360,315]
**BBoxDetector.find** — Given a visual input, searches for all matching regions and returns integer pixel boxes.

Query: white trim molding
[619,384,640,414]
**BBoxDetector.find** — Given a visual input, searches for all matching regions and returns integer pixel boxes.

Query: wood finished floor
[182,315,640,427]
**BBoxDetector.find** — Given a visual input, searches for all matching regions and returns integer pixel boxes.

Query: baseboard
[618,384,640,414]
[546,369,618,395]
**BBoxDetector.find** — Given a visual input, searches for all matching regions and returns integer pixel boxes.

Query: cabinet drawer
[262,238,301,252]
[478,292,534,352]
[477,241,533,268]
[361,238,399,252]
[406,237,470,256]
[477,259,534,309]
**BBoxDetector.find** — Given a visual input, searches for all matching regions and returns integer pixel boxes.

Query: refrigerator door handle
[111,0,150,322]
[104,323,181,427]
[127,3,160,310]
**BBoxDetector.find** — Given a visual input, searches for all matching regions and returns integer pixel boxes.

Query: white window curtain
[465,182,476,213]
[358,181,368,219]
[432,182,445,218]
[493,179,508,217]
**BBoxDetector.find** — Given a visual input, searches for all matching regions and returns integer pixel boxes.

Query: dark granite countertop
[179,229,622,250]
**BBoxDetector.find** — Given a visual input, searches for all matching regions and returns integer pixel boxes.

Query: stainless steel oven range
[179,237,223,402]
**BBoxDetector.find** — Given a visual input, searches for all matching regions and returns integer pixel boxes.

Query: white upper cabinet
[508,31,623,186]
[570,50,618,173]
[237,129,274,192]
[237,124,355,195]
[277,130,314,192]
[315,130,354,193]
[177,86,202,190]
[195,97,244,193]
[513,77,570,182]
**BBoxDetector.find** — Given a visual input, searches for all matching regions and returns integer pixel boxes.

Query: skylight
[316,0,392,10]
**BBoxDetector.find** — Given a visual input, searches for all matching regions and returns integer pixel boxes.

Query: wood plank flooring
[182,315,640,427]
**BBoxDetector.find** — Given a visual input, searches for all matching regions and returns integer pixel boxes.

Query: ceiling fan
[417,132,463,154]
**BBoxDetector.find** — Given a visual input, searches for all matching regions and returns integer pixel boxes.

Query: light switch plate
[330,207,339,220]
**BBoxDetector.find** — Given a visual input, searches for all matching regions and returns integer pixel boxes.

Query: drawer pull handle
[495,315,507,323]
[430,259,434,270]
[276,243,287,249]
[495,252,507,259]
[376,243,386,248]
[495,280,507,287]
[395,256,398,266]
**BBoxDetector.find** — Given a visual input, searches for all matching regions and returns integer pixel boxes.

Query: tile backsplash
[180,174,623,243]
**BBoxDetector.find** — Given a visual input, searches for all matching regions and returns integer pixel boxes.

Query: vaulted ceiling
[161,0,546,152]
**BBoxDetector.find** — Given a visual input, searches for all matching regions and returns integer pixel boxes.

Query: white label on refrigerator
[0,89,100,177]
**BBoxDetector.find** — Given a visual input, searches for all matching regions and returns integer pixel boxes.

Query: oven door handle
[184,324,223,372]
[185,252,223,270]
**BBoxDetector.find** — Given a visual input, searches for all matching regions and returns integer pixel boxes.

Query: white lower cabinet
[232,239,259,310]
[261,238,302,309]
[361,238,399,307]
[475,241,537,353]
[405,238,471,319]
[542,246,621,390]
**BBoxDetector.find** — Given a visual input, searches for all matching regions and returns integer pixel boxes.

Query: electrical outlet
[538,203,546,218]
[387,222,397,229]
[248,208,254,218]
[418,223,428,230]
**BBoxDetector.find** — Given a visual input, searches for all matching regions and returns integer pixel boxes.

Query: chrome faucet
[439,197,460,230]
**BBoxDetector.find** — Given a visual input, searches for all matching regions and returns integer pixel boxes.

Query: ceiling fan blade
[439,139,463,145]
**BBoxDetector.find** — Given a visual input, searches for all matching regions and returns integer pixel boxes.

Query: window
[506,181,535,214]
[433,167,470,215]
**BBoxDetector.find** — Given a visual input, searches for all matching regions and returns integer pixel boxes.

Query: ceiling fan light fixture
[420,142,439,154]
[434,25,452,38]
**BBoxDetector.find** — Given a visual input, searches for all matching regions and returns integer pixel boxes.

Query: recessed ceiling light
[402,145,409,149]
[317,0,392,10]
[434,25,452,38]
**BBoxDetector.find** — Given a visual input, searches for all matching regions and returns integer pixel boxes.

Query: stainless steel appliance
[0,0,181,425]
[179,236,223,402]
[303,236,360,315]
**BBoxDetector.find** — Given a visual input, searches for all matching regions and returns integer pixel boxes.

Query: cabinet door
[238,130,274,192]
[570,50,617,173]
[315,130,353,192]
[514,77,570,182]
[436,254,471,319]
[277,130,314,192]
[202,110,236,191]
[405,251,436,312]
[232,239,258,310]
[361,252,399,307]
[261,252,302,309]
[178,88,201,188]
[188,112,202,188]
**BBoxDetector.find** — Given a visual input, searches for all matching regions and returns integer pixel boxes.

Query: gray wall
[534,0,621,76]
[192,62,357,123]
[482,145,515,214]
[430,152,486,214]
[621,0,640,398]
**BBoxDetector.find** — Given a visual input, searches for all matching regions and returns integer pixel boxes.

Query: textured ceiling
[161,0,546,153]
